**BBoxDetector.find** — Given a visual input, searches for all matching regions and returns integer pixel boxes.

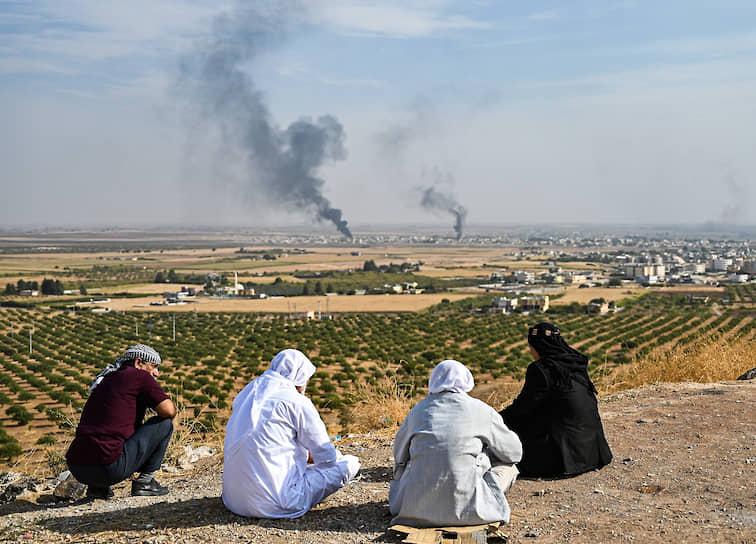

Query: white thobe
[389,392,522,527]
[222,370,360,518]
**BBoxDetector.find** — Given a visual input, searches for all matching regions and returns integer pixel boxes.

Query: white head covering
[269,349,316,387]
[428,359,474,394]
[225,349,317,456]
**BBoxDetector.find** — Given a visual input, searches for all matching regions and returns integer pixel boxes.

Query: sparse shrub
[36,434,57,445]
[0,429,22,460]
[6,404,33,426]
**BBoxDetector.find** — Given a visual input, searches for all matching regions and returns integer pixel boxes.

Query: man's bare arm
[155,399,177,419]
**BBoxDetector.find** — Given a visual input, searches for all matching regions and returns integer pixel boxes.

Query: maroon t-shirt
[66,365,170,466]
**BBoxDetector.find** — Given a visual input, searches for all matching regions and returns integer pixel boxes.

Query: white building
[683,263,707,274]
[709,258,733,272]
[622,264,666,282]
[728,273,750,283]
[491,297,518,314]
[514,270,535,284]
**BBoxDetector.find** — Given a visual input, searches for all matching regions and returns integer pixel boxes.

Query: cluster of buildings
[617,254,755,285]
[485,251,755,291]
[384,281,423,294]
[490,295,550,314]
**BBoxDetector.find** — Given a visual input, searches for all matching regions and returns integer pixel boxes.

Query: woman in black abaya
[500,323,612,478]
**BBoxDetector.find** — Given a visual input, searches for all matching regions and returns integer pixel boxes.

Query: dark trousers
[69,417,173,487]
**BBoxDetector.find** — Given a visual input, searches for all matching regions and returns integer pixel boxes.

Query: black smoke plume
[719,174,747,224]
[420,185,468,241]
[179,3,352,239]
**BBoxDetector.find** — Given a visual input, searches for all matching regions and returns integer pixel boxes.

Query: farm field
[1,238,754,467]
[106,293,477,313]
[1,288,754,466]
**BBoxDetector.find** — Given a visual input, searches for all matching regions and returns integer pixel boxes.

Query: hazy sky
[2,1,756,233]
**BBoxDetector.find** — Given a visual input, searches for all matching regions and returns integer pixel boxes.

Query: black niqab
[527,322,595,392]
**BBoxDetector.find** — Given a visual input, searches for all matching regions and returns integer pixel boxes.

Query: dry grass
[472,381,523,412]
[343,376,416,432]
[598,335,755,394]
[344,376,526,432]
[162,403,228,467]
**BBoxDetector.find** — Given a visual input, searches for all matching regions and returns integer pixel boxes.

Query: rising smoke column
[420,185,468,241]
[179,3,352,238]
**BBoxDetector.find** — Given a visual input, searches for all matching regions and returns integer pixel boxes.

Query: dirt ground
[1,380,754,543]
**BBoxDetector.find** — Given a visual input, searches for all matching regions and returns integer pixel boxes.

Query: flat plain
[0,233,753,476]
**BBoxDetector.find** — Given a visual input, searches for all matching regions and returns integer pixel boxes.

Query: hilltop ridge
[1,380,754,543]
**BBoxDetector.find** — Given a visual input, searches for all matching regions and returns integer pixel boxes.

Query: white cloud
[0,58,77,76]
[590,31,756,61]
[277,62,385,88]
[309,1,490,38]
[2,1,222,62]
[526,9,559,21]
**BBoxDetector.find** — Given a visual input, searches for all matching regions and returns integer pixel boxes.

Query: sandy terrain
[554,286,648,305]
[102,293,476,313]
[1,380,753,543]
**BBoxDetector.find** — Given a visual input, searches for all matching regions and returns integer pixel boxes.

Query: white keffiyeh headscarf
[428,359,474,394]
[269,349,316,388]
[89,344,162,393]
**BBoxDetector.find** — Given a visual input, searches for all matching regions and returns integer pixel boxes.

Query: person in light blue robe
[389,360,522,527]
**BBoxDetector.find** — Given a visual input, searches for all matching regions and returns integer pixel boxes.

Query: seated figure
[66,344,176,499]
[500,322,612,478]
[389,360,522,527]
[222,349,360,518]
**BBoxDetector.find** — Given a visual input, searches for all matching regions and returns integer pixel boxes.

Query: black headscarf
[527,322,595,393]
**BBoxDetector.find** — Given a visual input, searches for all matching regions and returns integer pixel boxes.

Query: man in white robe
[222,349,360,518]
[389,360,522,527]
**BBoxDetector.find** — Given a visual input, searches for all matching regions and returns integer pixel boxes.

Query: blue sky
[2,1,756,231]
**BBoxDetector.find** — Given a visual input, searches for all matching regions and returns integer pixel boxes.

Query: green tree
[167,269,179,283]
[41,278,64,295]
[154,271,166,283]
[0,429,22,460]
[6,404,33,426]
[363,259,378,272]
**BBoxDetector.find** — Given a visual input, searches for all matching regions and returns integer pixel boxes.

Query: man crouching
[66,344,176,499]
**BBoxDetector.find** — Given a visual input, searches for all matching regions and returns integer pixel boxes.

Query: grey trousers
[490,463,519,493]
[69,417,173,487]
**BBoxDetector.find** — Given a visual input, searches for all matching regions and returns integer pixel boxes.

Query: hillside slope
[1,381,754,543]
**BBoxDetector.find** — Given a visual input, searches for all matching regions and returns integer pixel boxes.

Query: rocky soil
[1,381,754,544]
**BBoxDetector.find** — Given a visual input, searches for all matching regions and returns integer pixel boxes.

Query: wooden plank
[390,522,502,544]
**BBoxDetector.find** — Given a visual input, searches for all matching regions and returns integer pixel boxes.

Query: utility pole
[172,314,176,342]
[318,300,321,320]
[135,319,139,338]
